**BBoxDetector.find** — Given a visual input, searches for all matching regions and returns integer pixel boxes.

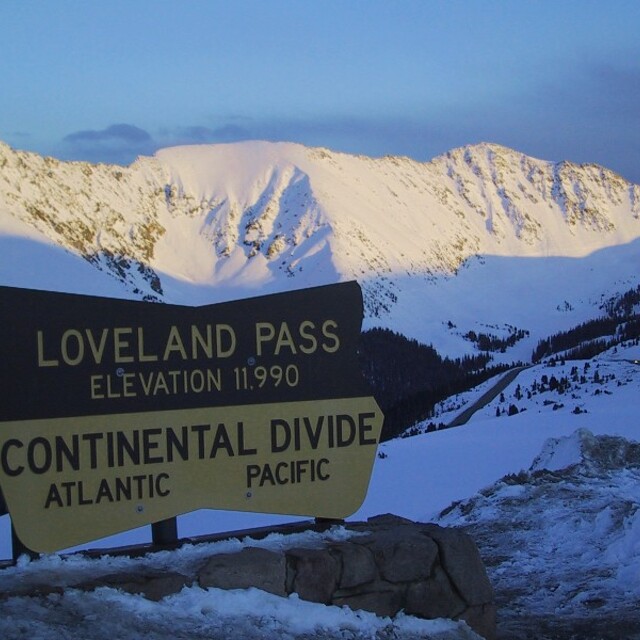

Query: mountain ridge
[1,139,639,360]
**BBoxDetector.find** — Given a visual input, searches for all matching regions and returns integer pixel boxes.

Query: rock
[459,603,497,640]
[338,516,495,638]
[198,547,286,596]
[422,524,494,606]
[364,529,439,583]
[80,570,191,601]
[286,547,340,604]
[331,541,377,589]
[366,513,415,526]
[332,579,406,618]
[405,564,466,619]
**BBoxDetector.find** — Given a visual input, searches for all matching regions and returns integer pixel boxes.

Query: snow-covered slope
[1,140,639,358]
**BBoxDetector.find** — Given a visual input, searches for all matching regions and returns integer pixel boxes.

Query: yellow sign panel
[0,283,384,553]
[1,397,382,553]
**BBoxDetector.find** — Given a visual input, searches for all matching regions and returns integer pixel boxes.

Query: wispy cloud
[160,124,254,146]
[60,124,156,164]
[64,123,152,145]
[57,122,259,165]
[503,57,640,181]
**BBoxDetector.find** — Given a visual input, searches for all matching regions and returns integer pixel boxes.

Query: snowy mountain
[2,139,639,361]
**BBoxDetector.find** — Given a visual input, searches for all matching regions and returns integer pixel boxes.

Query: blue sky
[1,0,639,182]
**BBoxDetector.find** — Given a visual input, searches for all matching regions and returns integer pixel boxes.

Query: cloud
[375,56,640,183]
[7,131,32,140]
[60,123,156,165]
[165,124,253,145]
[507,57,640,182]
[157,115,439,159]
[200,115,452,162]
[64,123,152,145]
[57,121,257,166]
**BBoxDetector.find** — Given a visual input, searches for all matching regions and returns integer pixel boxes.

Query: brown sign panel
[0,283,383,552]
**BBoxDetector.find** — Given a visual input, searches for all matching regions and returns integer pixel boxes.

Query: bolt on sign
[0,282,383,553]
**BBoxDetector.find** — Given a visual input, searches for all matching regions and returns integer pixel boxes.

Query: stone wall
[4,515,496,640]
[195,515,495,639]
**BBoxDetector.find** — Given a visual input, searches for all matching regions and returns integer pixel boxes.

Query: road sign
[0,282,383,552]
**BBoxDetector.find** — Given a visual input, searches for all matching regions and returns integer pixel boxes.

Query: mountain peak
[1,139,639,360]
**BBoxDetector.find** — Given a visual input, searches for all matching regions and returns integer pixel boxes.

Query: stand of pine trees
[532,285,640,362]
[464,327,529,352]
[358,328,511,440]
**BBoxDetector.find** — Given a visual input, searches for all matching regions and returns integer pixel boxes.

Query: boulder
[198,546,286,596]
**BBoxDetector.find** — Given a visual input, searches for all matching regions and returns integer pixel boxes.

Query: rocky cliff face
[0,141,167,297]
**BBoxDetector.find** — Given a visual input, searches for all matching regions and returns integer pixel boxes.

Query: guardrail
[0,511,180,563]
[0,514,339,567]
